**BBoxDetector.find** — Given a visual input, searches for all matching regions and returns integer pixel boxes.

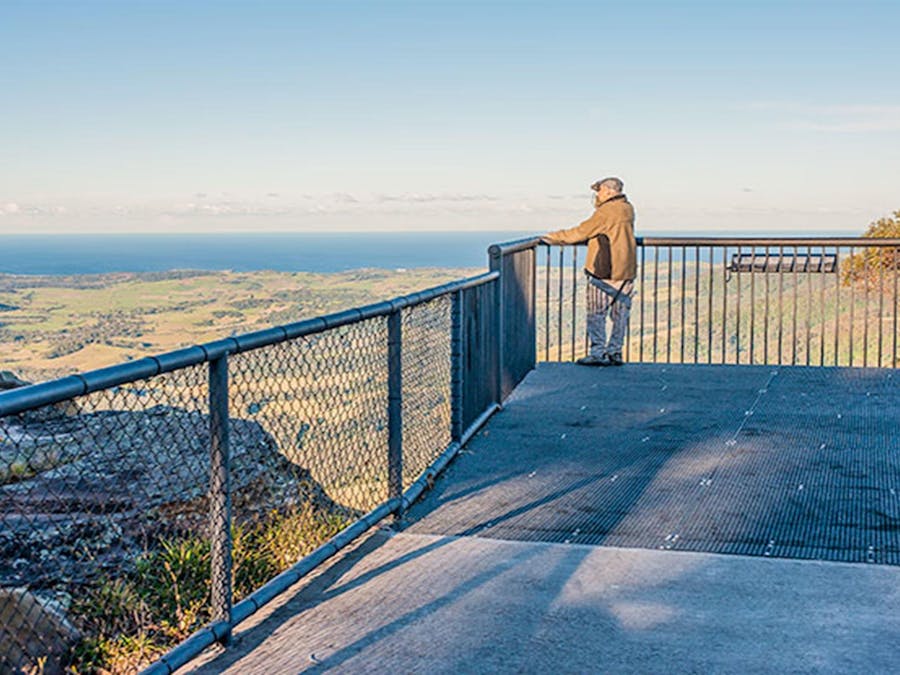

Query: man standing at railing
[542,177,636,366]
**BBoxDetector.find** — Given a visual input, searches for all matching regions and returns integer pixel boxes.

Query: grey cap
[590,177,624,193]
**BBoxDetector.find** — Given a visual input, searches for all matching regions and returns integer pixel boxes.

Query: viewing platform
[185,362,900,673]
[2,236,899,674]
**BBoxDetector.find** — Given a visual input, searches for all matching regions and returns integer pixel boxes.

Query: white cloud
[0,202,67,216]
[373,192,501,204]
[166,201,291,217]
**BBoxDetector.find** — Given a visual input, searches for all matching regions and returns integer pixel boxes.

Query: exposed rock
[0,398,356,671]
[0,406,352,589]
[0,587,80,675]
[0,371,30,391]
[0,372,80,423]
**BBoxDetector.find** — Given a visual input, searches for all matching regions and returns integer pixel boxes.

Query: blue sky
[1,0,898,234]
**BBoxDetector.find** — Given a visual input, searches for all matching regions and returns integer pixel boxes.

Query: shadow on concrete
[186,529,900,674]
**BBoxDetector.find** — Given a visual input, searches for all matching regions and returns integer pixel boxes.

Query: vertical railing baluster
[849,246,855,366]
[544,245,550,361]
[586,270,594,357]
[834,245,841,366]
[450,291,463,443]
[749,247,756,365]
[708,245,714,364]
[694,245,700,364]
[209,354,233,646]
[387,310,403,517]
[778,245,784,365]
[530,245,537,370]
[819,245,826,367]
[653,246,660,362]
[571,246,578,360]
[558,247,564,361]
[680,245,687,364]
[622,243,629,361]
[639,244,646,362]
[792,245,799,365]
[667,246,673,363]
[805,245,812,366]
[736,245,742,365]
[878,246,885,368]
[764,246,770,364]
[722,247,728,364]
[894,246,899,368]
[863,248,870,367]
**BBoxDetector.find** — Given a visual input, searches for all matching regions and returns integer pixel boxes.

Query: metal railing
[532,237,900,367]
[0,262,535,674]
[4,233,897,673]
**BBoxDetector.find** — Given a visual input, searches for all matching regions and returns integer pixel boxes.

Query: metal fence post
[489,247,504,405]
[451,290,464,443]
[530,246,537,368]
[208,354,233,645]
[387,310,403,518]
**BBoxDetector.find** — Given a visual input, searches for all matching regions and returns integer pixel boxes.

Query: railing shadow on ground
[183,541,898,673]
[183,528,572,673]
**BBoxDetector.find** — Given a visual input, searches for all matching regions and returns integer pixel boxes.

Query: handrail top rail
[0,270,499,418]
[488,236,543,257]
[491,235,900,251]
[638,236,900,247]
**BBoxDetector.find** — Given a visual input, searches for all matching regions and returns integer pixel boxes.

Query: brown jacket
[544,194,636,281]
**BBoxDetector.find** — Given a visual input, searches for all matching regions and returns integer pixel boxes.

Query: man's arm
[542,210,606,245]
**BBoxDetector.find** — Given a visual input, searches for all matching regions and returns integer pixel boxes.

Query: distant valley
[0,268,474,383]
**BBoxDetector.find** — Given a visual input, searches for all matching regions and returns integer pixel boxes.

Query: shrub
[842,210,900,287]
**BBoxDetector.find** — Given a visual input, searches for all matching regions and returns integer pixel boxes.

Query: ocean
[0,230,858,275]
[0,232,531,275]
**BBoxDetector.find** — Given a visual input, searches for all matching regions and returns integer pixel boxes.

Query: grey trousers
[586,277,634,356]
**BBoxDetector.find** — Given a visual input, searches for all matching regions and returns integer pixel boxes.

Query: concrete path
[188,530,900,674]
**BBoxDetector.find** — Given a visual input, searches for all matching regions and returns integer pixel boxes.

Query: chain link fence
[400,297,452,490]
[1,272,511,674]
[1,365,212,672]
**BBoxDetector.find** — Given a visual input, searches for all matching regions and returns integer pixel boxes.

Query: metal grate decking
[405,363,900,565]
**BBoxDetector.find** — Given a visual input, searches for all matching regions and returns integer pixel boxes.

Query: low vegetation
[69,502,350,673]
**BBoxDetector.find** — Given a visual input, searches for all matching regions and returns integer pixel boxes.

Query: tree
[841,210,900,287]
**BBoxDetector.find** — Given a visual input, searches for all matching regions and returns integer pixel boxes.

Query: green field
[0,267,476,383]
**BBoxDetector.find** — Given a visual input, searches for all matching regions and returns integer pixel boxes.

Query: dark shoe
[608,352,624,366]
[576,353,612,367]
